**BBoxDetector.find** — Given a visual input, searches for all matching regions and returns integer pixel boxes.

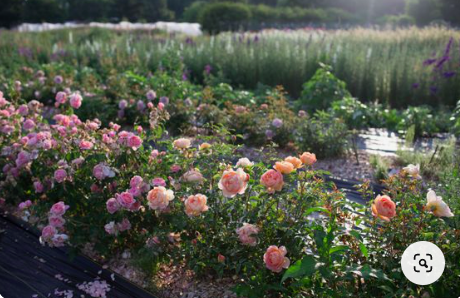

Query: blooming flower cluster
[41,201,70,247]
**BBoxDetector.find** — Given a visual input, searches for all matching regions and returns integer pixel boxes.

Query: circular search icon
[401,241,445,285]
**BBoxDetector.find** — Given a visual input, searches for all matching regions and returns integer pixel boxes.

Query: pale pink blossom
[182,169,204,183]
[70,93,82,109]
[48,215,66,228]
[173,138,191,149]
[41,225,57,239]
[147,186,174,211]
[236,223,259,246]
[79,140,94,150]
[54,169,67,183]
[106,198,120,214]
[426,189,454,217]
[218,168,249,198]
[55,91,67,104]
[264,246,290,273]
[117,192,136,209]
[184,194,209,217]
[50,201,69,216]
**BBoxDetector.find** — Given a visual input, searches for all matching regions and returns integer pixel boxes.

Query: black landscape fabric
[0,211,158,298]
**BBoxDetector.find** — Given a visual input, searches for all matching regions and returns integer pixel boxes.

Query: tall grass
[0,26,459,107]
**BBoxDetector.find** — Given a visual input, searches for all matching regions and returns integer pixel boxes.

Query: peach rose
[236,223,259,246]
[184,194,209,217]
[284,156,302,169]
[173,138,191,149]
[147,186,174,211]
[263,245,290,273]
[218,168,249,198]
[274,161,295,174]
[260,169,284,193]
[182,169,204,183]
[300,152,317,166]
[199,142,211,150]
[426,189,454,217]
[372,195,396,221]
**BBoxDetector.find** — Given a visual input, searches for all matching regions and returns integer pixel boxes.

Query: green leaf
[359,242,369,258]
[329,245,349,255]
[282,255,317,282]
[304,207,331,217]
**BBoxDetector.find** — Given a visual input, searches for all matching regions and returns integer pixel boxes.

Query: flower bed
[1,90,459,297]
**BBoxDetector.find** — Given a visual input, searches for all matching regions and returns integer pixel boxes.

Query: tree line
[0,0,458,29]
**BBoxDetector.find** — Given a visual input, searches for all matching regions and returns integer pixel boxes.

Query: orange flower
[274,161,295,174]
[300,152,317,166]
[284,156,302,169]
[372,195,396,221]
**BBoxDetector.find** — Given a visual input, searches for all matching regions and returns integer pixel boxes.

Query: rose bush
[0,89,459,297]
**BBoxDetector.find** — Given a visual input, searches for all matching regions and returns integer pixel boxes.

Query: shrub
[295,110,349,158]
[297,63,351,112]
[330,97,371,130]
[200,2,252,34]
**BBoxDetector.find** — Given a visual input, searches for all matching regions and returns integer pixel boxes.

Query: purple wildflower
[443,71,456,78]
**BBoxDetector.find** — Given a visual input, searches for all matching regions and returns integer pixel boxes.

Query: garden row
[1,27,460,107]
[0,88,459,297]
[2,57,459,160]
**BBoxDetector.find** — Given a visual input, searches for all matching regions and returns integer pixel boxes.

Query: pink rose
[15,151,31,168]
[34,181,44,193]
[151,177,166,187]
[18,104,29,116]
[127,135,142,150]
[106,198,120,214]
[264,246,290,273]
[372,195,396,221]
[69,93,82,109]
[117,218,131,232]
[147,186,174,211]
[117,192,136,209]
[48,215,66,228]
[51,234,68,247]
[260,169,284,193]
[300,152,317,166]
[182,169,204,183]
[236,223,259,246]
[55,91,67,104]
[93,163,115,180]
[184,194,209,217]
[218,168,249,198]
[50,201,68,216]
[79,140,94,150]
[104,222,117,235]
[170,164,181,173]
[173,138,191,149]
[54,169,67,183]
[41,225,57,239]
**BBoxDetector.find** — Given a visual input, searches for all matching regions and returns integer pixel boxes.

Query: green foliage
[369,155,390,182]
[296,110,349,158]
[200,2,252,34]
[330,97,370,129]
[406,0,442,25]
[298,63,351,112]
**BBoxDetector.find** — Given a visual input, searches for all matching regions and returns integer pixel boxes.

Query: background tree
[406,0,442,25]
[0,0,24,28]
